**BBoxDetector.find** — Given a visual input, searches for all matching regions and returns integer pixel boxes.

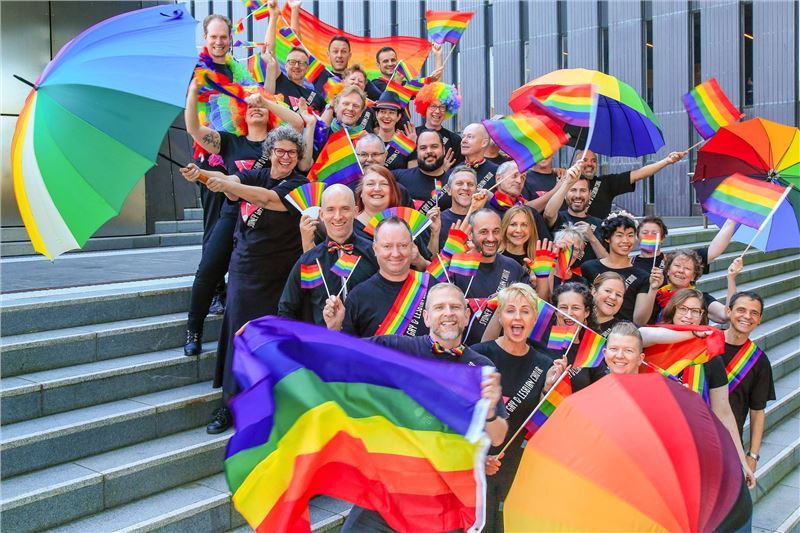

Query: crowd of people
[177,6,774,531]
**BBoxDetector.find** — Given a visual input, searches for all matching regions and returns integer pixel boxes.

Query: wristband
[531,250,557,278]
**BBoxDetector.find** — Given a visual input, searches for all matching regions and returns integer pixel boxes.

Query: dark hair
[375,46,396,63]
[416,128,445,146]
[638,216,669,238]
[665,249,704,284]
[600,213,638,243]
[203,14,232,35]
[355,165,403,213]
[288,46,309,58]
[374,214,412,241]
[328,35,351,51]
[729,291,764,313]
[660,288,708,325]
[552,282,598,330]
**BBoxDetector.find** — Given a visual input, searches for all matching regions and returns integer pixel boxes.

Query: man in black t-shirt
[722,292,776,477]
[524,155,560,200]
[438,166,479,249]
[577,148,686,219]
[393,130,452,214]
[544,172,606,263]
[460,123,500,190]
[311,35,351,97]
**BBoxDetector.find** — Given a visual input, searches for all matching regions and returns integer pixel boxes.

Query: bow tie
[328,241,354,254]
[467,158,486,169]
[431,339,465,358]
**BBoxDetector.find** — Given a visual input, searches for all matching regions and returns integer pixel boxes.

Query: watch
[747,451,760,461]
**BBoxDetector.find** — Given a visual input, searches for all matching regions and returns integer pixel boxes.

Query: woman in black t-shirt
[471,283,567,533]
[499,205,539,266]
[591,271,625,337]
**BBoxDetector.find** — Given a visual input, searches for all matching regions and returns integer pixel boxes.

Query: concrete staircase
[0,224,797,532]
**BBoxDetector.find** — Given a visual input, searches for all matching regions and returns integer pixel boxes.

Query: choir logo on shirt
[505,366,544,414]
[623,274,638,289]
[240,202,263,227]
[234,160,256,172]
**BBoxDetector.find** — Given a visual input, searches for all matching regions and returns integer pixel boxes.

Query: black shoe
[207,406,232,434]
[209,294,225,315]
[183,329,202,356]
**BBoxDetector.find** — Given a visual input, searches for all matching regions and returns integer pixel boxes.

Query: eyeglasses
[429,104,447,112]
[286,59,308,67]
[273,148,298,158]
[357,152,384,160]
[675,305,704,318]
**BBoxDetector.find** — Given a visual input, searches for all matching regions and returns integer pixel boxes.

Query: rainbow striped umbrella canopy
[10,4,198,259]
[504,374,750,532]
[510,68,664,157]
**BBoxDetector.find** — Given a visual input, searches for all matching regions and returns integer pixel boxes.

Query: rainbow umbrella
[10,4,198,259]
[693,118,800,252]
[504,374,750,532]
[509,68,664,157]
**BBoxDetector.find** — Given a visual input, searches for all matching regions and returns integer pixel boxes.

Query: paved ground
[0,246,201,293]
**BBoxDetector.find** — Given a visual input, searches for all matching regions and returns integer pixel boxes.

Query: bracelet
[747,451,760,461]
[486,414,498,423]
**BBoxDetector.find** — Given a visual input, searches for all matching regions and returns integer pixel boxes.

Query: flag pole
[316,258,331,299]
[498,367,571,456]
[652,232,660,270]
[437,254,451,283]
[739,184,792,257]
[464,276,475,298]
[336,256,361,297]
[441,43,457,69]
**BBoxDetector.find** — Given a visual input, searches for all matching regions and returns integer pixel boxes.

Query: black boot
[208,294,225,315]
[207,406,232,434]
[184,329,202,356]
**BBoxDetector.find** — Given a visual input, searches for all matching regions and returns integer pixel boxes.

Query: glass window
[742,1,753,107]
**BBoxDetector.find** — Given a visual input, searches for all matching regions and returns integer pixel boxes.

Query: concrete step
[184,208,204,221]
[1,277,195,337]
[1,348,217,424]
[0,312,222,377]
[1,427,231,533]
[698,255,800,295]
[750,309,800,353]
[0,233,203,258]
[705,248,797,274]
[1,381,222,478]
[660,226,719,248]
[155,220,205,234]
[752,465,800,533]
[769,337,800,383]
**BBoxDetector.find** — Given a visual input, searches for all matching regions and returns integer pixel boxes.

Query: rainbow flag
[682,364,709,404]
[300,263,324,289]
[242,0,261,10]
[527,84,598,128]
[557,245,573,280]
[252,4,270,20]
[226,317,487,533]
[426,10,474,45]
[393,60,416,82]
[330,253,360,278]
[375,271,431,336]
[234,18,245,33]
[639,234,659,253]
[281,4,431,81]
[572,329,607,368]
[363,207,432,240]
[489,190,521,210]
[682,78,743,139]
[284,182,325,214]
[307,130,362,185]
[726,340,764,392]
[531,250,556,278]
[306,56,327,84]
[441,228,469,259]
[448,252,481,277]
[483,112,569,172]
[643,324,726,376]
[389,131,415,157]
[426,255,449,282]
[703,173,788,230]
[529,298,556,343]
[524,373,572,437]
[547,325,576,351]
[385,79,416,105]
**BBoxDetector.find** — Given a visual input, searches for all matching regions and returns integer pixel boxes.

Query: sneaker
[183,330,202,356]
[209,294,225,315]
[207,406,232,434]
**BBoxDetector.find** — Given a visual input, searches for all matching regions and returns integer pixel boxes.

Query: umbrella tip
[12,75,36,89]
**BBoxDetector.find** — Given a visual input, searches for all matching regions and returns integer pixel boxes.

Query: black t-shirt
[438,209,468,249]
[453,256,527,344]
[469,159,500,190]
[722,341,775,437]
[416,124,462,163]
[537,332,602,393]
[217,132,268,218]
[487,154,512,166]
[585,172,636,219]
[230,170,307,274]
[343,272,429,338]
[596,318,619,338]
[277,234,379,325]
[382,139,412,171]
[393,167,452,214]
[524,170,558,199]
[551,210,604,264]
[275,72,326,114]
[365,77,387,101]
[484,204,552,242]
[502,250,527,266]
[678,357,728,399]
[580,259,650,321]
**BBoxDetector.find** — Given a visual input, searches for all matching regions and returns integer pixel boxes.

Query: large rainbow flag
[307,129,362,185]
[703,173,789,230]
[642,324,726,376]
[483,112,569,172]
[682,78,743,139]
[225,317,489,533]
[526,83,598,128]
[280,5,431,80]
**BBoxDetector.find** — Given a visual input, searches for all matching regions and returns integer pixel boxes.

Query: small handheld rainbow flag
[572,329,607,368]
[547,325,576,351]
[682,364,709,404]
[529,298,556,343]
[531,250,556,278]
[242,0,261,10]
[234,18,245,33]
[252,4,270,20]
[682,78,744,139]
[393,60,416,82]
[448,252,481,277]
[284,182,326,214]
[703,173,789,230]
[374,271,431,336]
[441,228,469,259]
[389,132,416,157]
[527,84,598,128]
[307,129,362,186]
[483,112,569,172]
[385,79,416,105]
[426,10,475,45]
[246,54,267,84]
[306,56,327,84]
[300,263,324,289]
[524,373,572,438]
[363,207,432,240]
[331,253,360,278]
[426,254,450,283]
[557,245,573,280]
[639,234,659,253]
[726,340,764,392]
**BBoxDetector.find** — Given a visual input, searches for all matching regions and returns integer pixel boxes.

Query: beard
[418,154,445,173]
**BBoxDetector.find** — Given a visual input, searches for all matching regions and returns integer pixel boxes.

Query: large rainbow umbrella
[693,118,800,252]
[509,68,664,157]
[10,4,198,259]
[504,374,750,532]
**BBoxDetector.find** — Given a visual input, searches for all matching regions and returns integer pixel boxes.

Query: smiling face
[373,222,413,279]
[607,226,636,257]
[416,131,445,172]
[448,171,477,209]
[729,296,763,336]
[592,278,625,318]
[424,286,469,342]
[334,92,365,126]
[426,102,447,128]
[566,179,590,214]
[578,149,597,178]
[321,187,355,243]
[471,211,502,258]
[244,104,269,127]
[667,254,698,288]
[376,108,401,129]
[505,212,531,248]
[499,294,536,343]
[345,70,367,91]
[269,140,299,176]
[377,49,397,77]
[498,165,525,198]
[556,291,590,327]
[355,139,386,168]
[359,171,392,213]
[204,18,231,63]
[672,296,705,326]
[328,39,351,73]
[603,334,643,375]
[285,49,309,84]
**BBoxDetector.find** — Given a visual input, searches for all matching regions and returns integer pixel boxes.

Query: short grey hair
[355,133,386,153]
[497,160,518,177]
[467,207,500,228]
[607,321,643,352]
[554,223,586,247]
[263,124,305,161]
[425,282,467,311]
[447,165,477,188]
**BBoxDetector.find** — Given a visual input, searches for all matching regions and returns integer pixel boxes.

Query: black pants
[186,215,236,333]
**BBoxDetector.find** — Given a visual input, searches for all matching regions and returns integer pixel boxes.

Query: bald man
[461,123,499,190]
[278,184,379,325]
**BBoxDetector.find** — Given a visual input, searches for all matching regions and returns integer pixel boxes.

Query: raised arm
[288,0,302,39]
[632,267,664,326]
[262,0,281,86]
[246,93,304,132]
[185,80,221,154]
[707,218,737,264]
[629,150,686,183]
[296,100,317,172]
